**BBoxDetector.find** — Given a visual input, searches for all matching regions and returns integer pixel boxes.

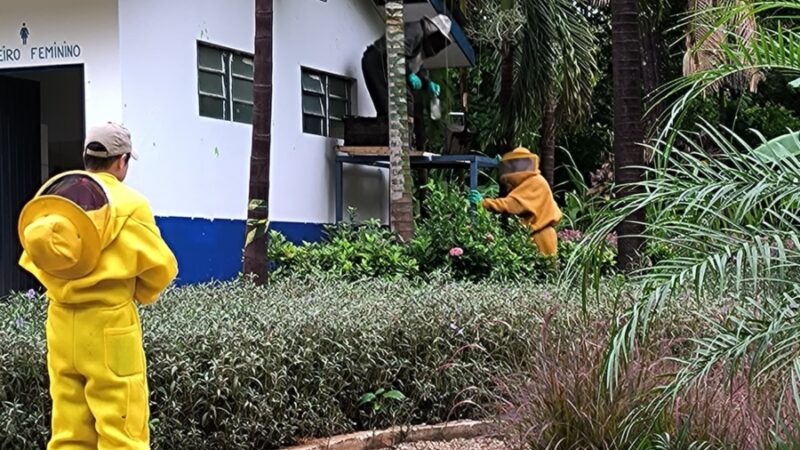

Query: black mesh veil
[42,174,109,212]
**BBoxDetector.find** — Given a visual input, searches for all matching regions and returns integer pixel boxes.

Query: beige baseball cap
[84,122,139,160]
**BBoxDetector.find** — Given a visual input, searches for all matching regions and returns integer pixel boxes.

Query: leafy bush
[1,277,560,449]
[269,181,559,282]
[409,181,554,281]
[268,217,418,281]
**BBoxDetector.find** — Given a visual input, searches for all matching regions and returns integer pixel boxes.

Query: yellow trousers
[532,226,558,256]
[46,301,150,450]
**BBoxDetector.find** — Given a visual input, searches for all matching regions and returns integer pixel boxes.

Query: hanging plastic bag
[430,96,442,121]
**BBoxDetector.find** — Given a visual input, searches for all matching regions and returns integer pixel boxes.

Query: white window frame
[301,67,354,139]
[197,41,254,124]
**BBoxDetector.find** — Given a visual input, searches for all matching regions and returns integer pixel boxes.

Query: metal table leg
[335,159,343,223]
[469,157,478,216]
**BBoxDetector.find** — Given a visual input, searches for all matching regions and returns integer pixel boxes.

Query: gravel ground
[391,438,508,450]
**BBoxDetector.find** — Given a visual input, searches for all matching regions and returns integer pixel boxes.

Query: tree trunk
[539,95,557,187]
[640,17,664,135]
[243,0,273,283]
[611,0,645,271]
[386,1,415,242]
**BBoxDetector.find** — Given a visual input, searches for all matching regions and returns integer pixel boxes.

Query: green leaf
[382,390,406,401]
[245,221,268,246]
[752,131,800,164]
[358,393,376,406]
[249,199,266,211]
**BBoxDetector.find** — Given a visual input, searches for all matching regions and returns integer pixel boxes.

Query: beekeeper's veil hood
[18,171,113,280]
[422,14,453,58]
[499,147,541,192]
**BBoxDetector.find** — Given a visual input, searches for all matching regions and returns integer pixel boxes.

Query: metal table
[334,153,498,222]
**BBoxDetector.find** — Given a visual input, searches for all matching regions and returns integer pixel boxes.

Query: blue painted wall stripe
[270,222,326,245]
[156,217,326,285]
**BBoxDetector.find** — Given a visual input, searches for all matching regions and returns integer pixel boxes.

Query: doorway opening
[0,64,86,295]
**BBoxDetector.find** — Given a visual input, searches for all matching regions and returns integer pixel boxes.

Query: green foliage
[497,281,798,450]
[680,93,800,148]
[269,180,559,282]
[558,153,611,232]
[655,3,800,148]
[358,389,406,412]
[0,278,559,449]
[462,55,506,153]
[561,122,800,439]
[268,217,418,281]
[409,181,554,281]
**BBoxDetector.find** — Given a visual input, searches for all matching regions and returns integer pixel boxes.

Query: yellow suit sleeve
[481,196,527,216]
[129,205,178,305]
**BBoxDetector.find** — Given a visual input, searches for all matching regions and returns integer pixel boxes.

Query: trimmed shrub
[1,277,565,449]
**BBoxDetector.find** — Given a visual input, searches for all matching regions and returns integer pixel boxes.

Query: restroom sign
[0,22,82,64]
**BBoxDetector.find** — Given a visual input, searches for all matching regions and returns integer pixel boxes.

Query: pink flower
[449,247,464,258]
[606,232,618,247]
[557,229,584,243]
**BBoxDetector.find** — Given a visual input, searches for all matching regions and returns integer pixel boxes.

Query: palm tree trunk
[539,95,557,186]
[243,0,273,283]
[640,16,665,135]
[611,0,645,271]
[386,1,415,241]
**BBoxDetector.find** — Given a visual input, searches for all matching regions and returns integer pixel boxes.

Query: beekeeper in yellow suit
[18,122,178,450]
[469,147,563,255]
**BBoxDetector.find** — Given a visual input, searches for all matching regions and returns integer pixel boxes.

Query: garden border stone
[281,420,499,450]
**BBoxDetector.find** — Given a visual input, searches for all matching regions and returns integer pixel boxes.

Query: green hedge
[0,277,565,449]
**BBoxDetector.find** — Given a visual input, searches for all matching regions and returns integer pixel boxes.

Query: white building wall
[0,0,123,126]
[2,0,390,225]
[120,0,389,225]
[273,0,388,224]
[118,0,254,220]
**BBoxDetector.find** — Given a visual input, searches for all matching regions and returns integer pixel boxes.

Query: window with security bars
[197,42,254,124]
[301,68,353,139]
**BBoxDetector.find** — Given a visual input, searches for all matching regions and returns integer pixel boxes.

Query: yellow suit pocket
[104,324,144,377]
[125,377,148,439]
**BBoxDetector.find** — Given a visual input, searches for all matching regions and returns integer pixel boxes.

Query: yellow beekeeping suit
[481,148,563,256]
[18,170,178,450]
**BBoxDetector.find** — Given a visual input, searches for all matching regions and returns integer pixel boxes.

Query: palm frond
[508,0,599,128]
[653,2,800,137]
[682,0,764,93]
[561,123,800,391]
[628,289,800,439]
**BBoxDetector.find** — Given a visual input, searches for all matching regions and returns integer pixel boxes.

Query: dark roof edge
[429,0,476,66]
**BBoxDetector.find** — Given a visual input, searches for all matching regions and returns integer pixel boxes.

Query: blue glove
[468,189,483,205]
[408,73,423,90]
[428,81,441,97]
